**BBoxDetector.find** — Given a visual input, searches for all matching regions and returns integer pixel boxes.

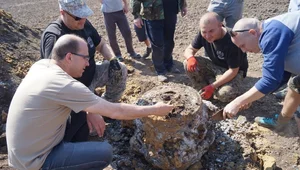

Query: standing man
[183,12,248,102]
[207,0,244,28]
[100,0,141,62]
[131,0,187,82]
[223,11,300,135]
[7,34,173,170]
[40,0,127,142]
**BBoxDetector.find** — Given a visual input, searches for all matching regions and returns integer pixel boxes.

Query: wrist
[187,55,195,61]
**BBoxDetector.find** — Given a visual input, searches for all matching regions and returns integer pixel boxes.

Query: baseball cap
[58,0,94,18]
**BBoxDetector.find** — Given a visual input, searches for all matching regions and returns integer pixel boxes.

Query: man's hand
[87,113,106,137]
[109,58,122,78]
[181,7,187,17]
[223,100,241,119]
[200,84,215,99]
[153,102,174,116]
[187,56,198,72]
[134,17,143,28]
[123,4,129,14]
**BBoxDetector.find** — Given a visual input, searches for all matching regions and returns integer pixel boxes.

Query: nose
[85,59,89,67]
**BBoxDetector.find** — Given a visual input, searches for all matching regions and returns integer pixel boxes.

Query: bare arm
[212,67,239,89]
[184,44,199,60]
[95,39,115,61]
[223,86,265,118]
[85,98,173,120]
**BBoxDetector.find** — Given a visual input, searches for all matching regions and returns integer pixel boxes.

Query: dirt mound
[0,9,41,112]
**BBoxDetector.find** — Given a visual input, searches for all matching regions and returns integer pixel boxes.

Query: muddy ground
[0,0,299,169]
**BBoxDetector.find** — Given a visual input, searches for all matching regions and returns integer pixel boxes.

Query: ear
[65,52,72,63]
[249,29,257,36]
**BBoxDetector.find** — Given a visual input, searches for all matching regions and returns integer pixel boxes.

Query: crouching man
[6,34,173,170]
[183,12,248,102]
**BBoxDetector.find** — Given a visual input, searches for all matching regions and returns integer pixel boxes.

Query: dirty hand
[200,84,215,100]
[87,113,106,137]
[153,102,174,116]
[134,17,143,28]
[223,101,240,119]
[187,56,198,72]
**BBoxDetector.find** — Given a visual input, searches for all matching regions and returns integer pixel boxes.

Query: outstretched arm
[85,98,173,120]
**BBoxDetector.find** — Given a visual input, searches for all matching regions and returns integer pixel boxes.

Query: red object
[200,84,215,99]
[187,56,198,72]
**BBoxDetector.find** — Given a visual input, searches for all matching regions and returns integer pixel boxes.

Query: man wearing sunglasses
[40,0,128,143]
[7,34,173,170]
[223,11,300,135]
[183,12,248,102]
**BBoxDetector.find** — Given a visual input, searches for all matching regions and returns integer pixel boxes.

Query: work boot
[255,114,290,131]
[142,47,152,59]
[129,52,141,59]
[273,88,287,99]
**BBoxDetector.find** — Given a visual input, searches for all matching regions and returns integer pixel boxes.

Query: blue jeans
[41,141,112,170]
[144,14,177,74]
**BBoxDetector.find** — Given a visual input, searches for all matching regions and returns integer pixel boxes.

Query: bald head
[199,12,222,27]
[51,34,87,60]
[233,18,261,31]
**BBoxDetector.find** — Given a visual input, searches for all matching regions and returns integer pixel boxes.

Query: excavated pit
[130,83,215,170]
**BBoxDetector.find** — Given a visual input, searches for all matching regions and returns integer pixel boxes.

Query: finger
[87,121,93,133]
[95,124,102,137]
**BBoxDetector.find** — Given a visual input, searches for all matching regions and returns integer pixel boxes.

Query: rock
[260,155,276,170]
[130,84,215,170]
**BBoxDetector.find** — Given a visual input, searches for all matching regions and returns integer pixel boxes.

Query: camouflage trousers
[89,60,127,102]
[288,75,300,94]
[183,56,244,102]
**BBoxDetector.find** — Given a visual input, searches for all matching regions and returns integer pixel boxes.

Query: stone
[130,83,215,170]
[260,155,276,170]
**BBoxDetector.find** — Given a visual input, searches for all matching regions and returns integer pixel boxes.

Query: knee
[216,85,237,102]
[98,142,113,166]
[288,75,300,94]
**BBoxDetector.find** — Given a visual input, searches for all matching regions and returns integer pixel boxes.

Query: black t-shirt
[40,18,101,87]
[191,29,248,73]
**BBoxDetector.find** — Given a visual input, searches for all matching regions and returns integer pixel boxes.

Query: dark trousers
[144,13,177,74]
[64,111,89,142]
[103,10,134,56]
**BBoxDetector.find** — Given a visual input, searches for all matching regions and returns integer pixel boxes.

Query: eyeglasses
[71,52,90,61]
[229,29,251,37]
[64,11,83,21]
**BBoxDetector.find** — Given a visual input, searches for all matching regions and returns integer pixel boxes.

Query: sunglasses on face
[70,52,90,61]
[228,29,251,37]
[64,11,83,21]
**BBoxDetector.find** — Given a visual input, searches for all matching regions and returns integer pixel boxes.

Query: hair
[233,18,261,32]
[51,34,86,60]
[199,12,223,26]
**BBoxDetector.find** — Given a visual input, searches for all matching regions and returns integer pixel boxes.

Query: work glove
[108,58,122,80]
[187,56,198,72]
[200,84,215,100]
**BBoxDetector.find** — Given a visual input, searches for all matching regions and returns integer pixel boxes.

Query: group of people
[5,0,300,169]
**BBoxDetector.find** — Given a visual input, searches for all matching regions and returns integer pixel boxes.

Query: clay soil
[0,0,299,169]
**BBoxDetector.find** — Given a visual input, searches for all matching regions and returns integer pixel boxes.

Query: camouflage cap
[58,0,93,18]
